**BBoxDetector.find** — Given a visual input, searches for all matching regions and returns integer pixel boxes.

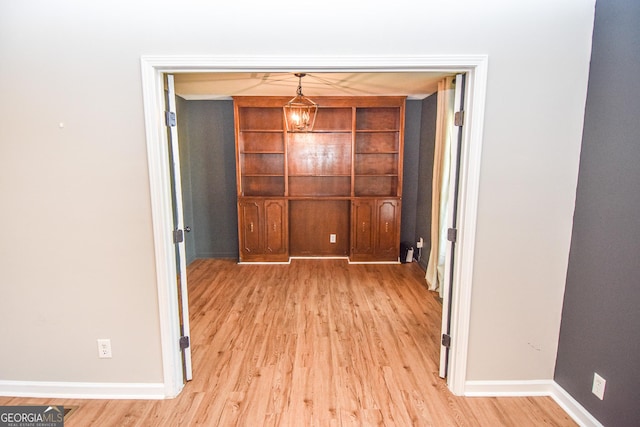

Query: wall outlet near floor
[97,339,112,359]
[330,234,337,243]
[592,372,606,400]
[417,237,423,248]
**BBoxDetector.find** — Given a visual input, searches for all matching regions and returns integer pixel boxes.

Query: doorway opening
[141,55,488,398]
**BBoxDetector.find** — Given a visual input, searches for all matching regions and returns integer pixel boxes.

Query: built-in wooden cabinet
[238,198,288,262]
[234,96,404,263]
[350,198,401,262]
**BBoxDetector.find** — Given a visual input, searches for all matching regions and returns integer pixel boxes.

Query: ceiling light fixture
[283,73,317,132]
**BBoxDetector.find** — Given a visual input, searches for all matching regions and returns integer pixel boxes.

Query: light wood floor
[0,258,575,426]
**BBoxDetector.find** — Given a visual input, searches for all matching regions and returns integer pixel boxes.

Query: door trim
[165,74,193,381]
[140,54,488,397]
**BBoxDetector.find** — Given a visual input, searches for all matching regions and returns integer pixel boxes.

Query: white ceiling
[173,72,452,100]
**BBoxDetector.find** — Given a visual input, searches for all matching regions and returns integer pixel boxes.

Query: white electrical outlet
[97,339,112,359]
[330,234,337,243]
[592,372,606,400]
[417,237,423,248]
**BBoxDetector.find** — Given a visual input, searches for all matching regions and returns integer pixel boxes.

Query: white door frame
[440,73,466,379]
[140,55,488,398]
[165,74,193,381]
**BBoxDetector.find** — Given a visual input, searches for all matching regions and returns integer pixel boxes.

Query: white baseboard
[463,380,603,427]
[464,379,554,397]
[0,380,167,400]
[0,378,604,425]
[550,382,604,427]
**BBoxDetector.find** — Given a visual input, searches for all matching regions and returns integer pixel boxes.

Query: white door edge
[439,73,465,379]
[165,75,193,381]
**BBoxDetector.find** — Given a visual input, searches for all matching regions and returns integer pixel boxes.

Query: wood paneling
[288,176,351,197]
[313,107,352,131]
[239,131,284,152]
[287,133,352,176]
[238,107,283,130]
[0,259,576,426]
[355,131,398,152]
[241,176,285,197]
[354,176,399,197]
[354,153,398,175]
[289,200,350,256]
[242,153,284,175]
[356,107,401,130]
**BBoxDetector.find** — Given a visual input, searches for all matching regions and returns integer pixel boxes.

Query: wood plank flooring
[0,258,576,426]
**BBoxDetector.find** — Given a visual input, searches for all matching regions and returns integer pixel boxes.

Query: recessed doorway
[140,55,488,398]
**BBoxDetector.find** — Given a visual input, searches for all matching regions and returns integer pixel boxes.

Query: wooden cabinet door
[375,199,400,260]
[351,199,375,258]
[238,200,263,257]
[264,199,287,255]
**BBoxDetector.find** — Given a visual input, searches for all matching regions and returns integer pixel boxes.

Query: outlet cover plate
[97,339,113,359]
[592,372,606,400]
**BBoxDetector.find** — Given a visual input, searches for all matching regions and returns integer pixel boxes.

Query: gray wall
[176,96,196,263]
[180,98,435,265]
[414,94,438,269]
[554,1,640,425]
[400,100,423,247]
[178,99,238,262]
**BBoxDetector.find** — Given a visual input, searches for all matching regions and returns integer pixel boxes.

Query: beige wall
[0,0,594,387]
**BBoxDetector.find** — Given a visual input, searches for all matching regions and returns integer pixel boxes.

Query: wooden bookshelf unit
[234,96,405,262]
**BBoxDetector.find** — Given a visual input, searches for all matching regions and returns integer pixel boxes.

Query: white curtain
[426,77,456,297]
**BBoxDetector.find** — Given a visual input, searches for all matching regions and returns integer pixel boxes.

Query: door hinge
[447,228,458,243]
[165,111,176,127]
[442,333,451,348]
[179,336,190,350]
[173,229,184,244]
[454,111,464,127]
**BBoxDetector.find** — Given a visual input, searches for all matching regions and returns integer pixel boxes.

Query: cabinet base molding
[237,256,401,265]
[238,260,292,265]
[347,259,401,265]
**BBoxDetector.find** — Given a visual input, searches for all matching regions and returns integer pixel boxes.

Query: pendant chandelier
[283,73,318,132]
